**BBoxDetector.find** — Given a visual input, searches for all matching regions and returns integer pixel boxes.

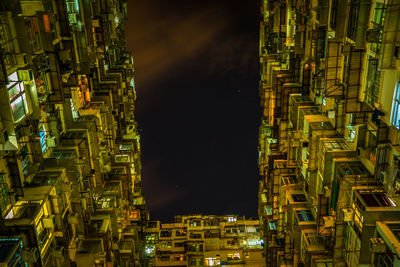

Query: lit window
[8,72,29,123]
[119,144,132,151]
[145,233,155,242]
[190,220,201,226]
[43,14,51,32]
[39,124,49,154]
[352,202,364,235]
[370,3,386,53]
[227,253,241,260]
[173,255,185,261]
[391,80,400,129]
[228,216,236,222]
[205,257,220,266]
[269,222,277,230]
[144,245,154,256]
[296,210,314,222]
[265,207,273,215]
[346,125,356,142]
[159,242,172,248]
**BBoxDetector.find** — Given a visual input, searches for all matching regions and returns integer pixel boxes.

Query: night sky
[126,0,260,222]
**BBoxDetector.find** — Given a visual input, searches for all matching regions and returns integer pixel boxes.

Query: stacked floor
[0,0,147,266]
[258,0,400,266]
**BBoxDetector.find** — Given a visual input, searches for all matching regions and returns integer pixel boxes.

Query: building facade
[0,0,147,266]
[258,0,400,266]
[144,215,265,267]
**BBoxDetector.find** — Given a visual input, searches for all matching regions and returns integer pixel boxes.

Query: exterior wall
[0,0,147,266]
[258,0,400,266]
[145,215,265,267]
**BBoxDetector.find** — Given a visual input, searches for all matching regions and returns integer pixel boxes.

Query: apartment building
[0,0,147,266]
[144,215,265,267]
[258,0,400,266]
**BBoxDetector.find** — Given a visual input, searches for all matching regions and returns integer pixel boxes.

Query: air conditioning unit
[68,213,79,224]
[342,208,354,222]
[92,19,100,27]
[46,136,56,148]
[319,58,326,68]
[323,216,335,228]
[310,196,318,206]
[0,130,8,144]
[52,246,64,258]
[379,171,388,185]
[323,186,331,198]
[43,215,55,228]
[369,238,386,253]
[16,54,27,66]
[302,159,309,169]
[22,247,39,262]
[366,28,381,43]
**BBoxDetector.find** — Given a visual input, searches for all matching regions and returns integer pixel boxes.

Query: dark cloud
[127,2,232,94]
[126,0,260,221]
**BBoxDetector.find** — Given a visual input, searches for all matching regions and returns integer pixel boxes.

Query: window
[205,257,220,266]
[330,0,338,30]
[174,242,184,248]
[66,0,82,30]
[173,255,185,261]
[0,16,16,66]
[269,222,277,230]
[291,194,306,202]
[190,220,201,227]
[227,216,236,222]
[370,3,386,53]
[204,230,219,238]
[391,80,400,129]
[265,206,273,215]
[227,253,241,260]
[388,223,400,243]
[188,256,203,266]
[296,210,314,222]
[19,145,31,177]
[147,221,157,228]
[43,14,51,32]
[372,2,386,27]
[145,233,155,242]
[374,253,393,267]
[8,72,29,122]
[187,243,203,252]
[157,255,170,262]
[159,242,171,249]
[189,232,202,239]
[37,221,49,249]
[359,192,396,207]
[347,0,360,40]
[160,231,171,238]
[39,124,49,154]
[352,202,364,236]
[365,57,381,106]
[204,219,218,227]
[175,229,187,237]
[119,144,132,151]
[0,174,10,217]
[282,176,296,186]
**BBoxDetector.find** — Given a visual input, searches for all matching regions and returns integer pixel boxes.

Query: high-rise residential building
[0,0,147,266]
[144,215,265,267]
[258,0,400,266]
